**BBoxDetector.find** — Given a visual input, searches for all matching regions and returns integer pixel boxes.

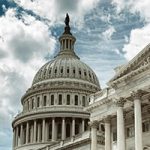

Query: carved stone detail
[131,90,143,100]
[89,120,99,128]
[114,97,126,107]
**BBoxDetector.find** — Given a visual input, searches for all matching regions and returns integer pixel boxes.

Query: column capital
[89,120,99,128]
[114,97,126,107]
[103,116,111,123]
[131,90,143,99]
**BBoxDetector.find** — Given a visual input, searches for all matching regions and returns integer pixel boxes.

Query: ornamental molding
[12,111,90,127]
[109,44,150,86]
[86,98,111,111]
[113,97,126,107]
[109,62,150,87]
[131,90,143,100]
[21,82,99,104]
[88,120,99,128]
[103,115,111,123]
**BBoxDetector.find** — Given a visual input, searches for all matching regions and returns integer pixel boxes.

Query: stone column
[33,120,37,143]
[20,124,23,145]
[37,123,41,142]
[90,120,98,150]
[26,122,29,144]
[13,128,16,148]
[61,117,66,140]
[52,118,56,141]
[72,118,75,136]
[115,98,126,150]
[82,119,85,133]
[16,126,18,147]
[132,90,143,150]
[104,117,111,150]
[45,122,48,141]
[42,119,45,142]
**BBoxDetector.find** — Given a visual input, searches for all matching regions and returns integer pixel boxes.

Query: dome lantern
[58,13,77,57]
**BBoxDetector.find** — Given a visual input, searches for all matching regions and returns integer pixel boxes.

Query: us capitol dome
[12,14,101,150]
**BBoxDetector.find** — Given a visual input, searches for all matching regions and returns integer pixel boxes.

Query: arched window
[75,95,78,105]
[31,99,34,109]
[79,69,81,76]
[49,68,51,75]
[43,95,47,106]
[51,95,54,105]
[58,94,62,105]
[67,95,70,105]
[67,67,69,74]
[82,96,86,106]
[55,68,57,74]
[73,68,75,74]
[61,67,63,73]
[28,100,30,110]
[84,71,87,77]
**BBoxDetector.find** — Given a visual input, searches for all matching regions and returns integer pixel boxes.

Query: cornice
[109,62,150,87]
[86,98,111,112]
[12,110,90,127]
[109,44,150,84]
[21,81,100,104]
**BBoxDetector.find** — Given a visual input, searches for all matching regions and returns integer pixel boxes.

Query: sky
[0,0,150,149]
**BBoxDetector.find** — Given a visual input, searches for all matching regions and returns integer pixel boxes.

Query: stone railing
[37,131,91,150]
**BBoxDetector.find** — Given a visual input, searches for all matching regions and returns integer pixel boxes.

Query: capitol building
[12,15,150,150]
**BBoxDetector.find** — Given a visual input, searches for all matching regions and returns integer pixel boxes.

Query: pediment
[109,44,150,84]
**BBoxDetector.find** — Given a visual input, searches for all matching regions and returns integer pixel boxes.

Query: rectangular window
[31,99,34,109]
[43,95,47,106]
[58,94,62,105]
[75,95,78,105]
[82,96,86,106]
[127,126,134,138]
[51,95,54,105]
[37,97,40,107]
[113,130,117,141]
[67,95,70,105]
[142,121,150,132]
[66,39,68,49]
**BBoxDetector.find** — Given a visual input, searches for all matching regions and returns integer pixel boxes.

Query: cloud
[123,23,150,60]
[0,7,56,149]
[112,0,150,60]
[14,0,100,28]
[102,26,116,41]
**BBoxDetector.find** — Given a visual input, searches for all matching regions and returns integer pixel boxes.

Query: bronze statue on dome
[65,13,70,26]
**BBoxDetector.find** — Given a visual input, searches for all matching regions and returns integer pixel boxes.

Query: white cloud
[112,0,150,60]
[113,0,150,22]
[0,8,56,146]
[14,0,100,28]
[102,26,116,40]
[123,24,150,60]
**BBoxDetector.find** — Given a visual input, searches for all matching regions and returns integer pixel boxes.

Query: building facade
[12,15,150,150]
[12,15,104,150]
[86,44,150,150]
